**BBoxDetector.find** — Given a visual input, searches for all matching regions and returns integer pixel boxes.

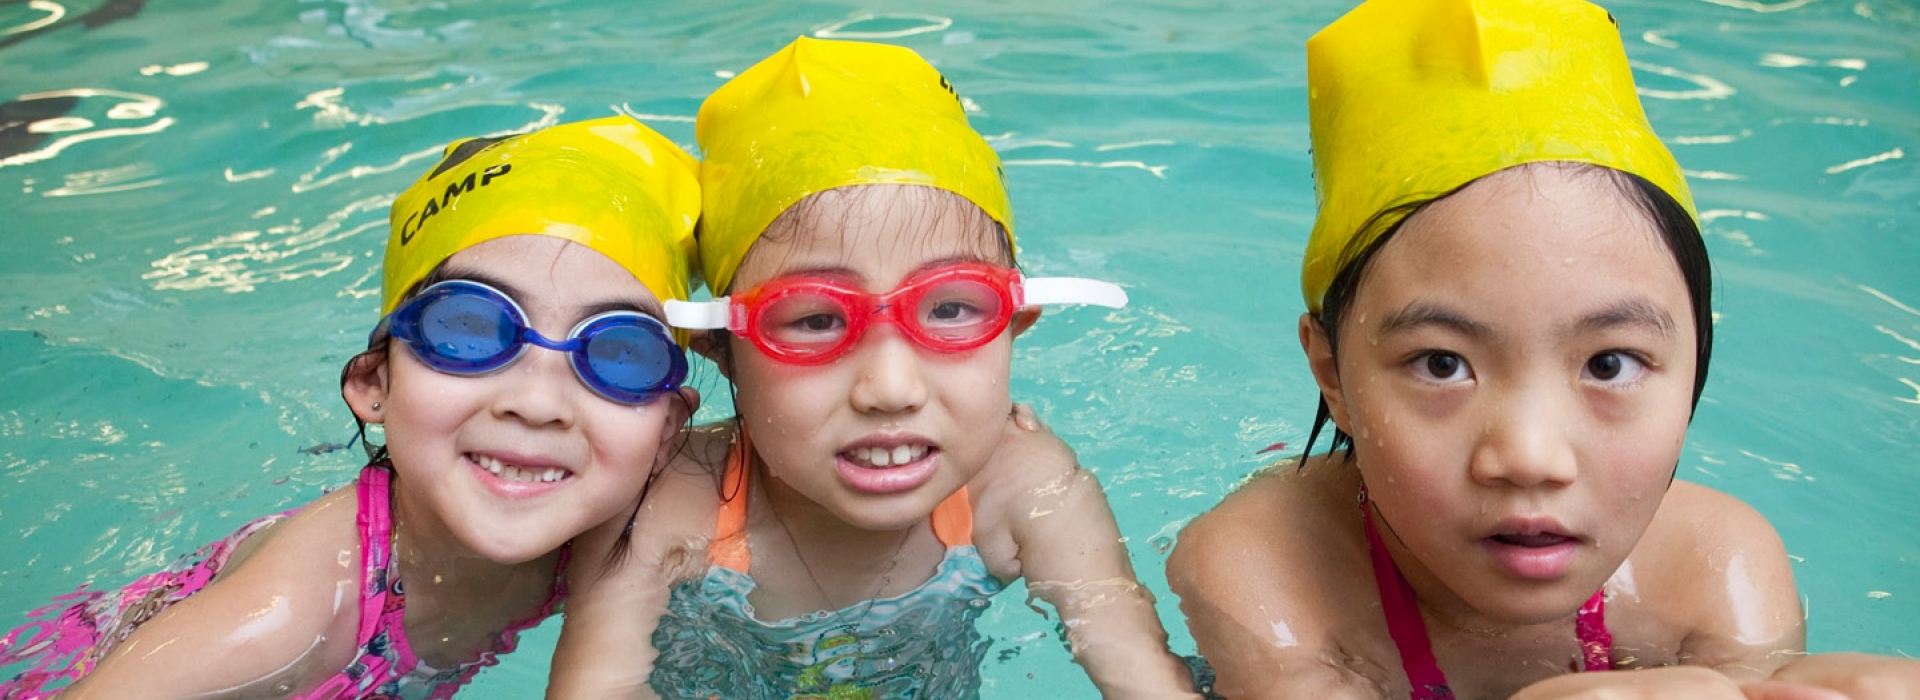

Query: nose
[847,326,929,415]
[1468,383,1578,489]
[491,341,578,428]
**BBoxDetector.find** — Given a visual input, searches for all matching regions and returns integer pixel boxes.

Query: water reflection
[813,12,953,40]
[1693,0,1822,13]
[143,194,386,294]
[0,89,171,168]
[1631,61,1737,100]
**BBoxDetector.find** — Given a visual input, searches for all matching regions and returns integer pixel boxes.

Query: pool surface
[2,0,1917,696]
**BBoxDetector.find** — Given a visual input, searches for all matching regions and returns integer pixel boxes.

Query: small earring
[371,402,381,411]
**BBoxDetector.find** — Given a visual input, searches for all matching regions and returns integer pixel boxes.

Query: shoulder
[67,486,366,697]
[621,422,731,581]
[1172,454,1348,581]
[1631,479,1791,586]
[1169,455,1391,698]
[1619,479,1802,676]
[966,414,1102,533]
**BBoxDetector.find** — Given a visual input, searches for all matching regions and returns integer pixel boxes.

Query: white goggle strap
[664,298,734,330]
[1019,277,1129,309]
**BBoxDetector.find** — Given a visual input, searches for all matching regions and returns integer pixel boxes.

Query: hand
[1750,653,1920,700]
[1508,666,1793,700]
[1010,402,1054,433]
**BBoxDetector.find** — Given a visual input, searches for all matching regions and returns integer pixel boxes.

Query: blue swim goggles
[372,280,688,405]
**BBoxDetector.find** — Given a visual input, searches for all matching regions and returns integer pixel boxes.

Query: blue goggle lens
[418,291,518,369]
[383,281,686,404]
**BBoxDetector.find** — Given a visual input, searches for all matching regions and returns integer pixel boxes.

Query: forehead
[730,185,1007,290]
[1355,166,1688,325]
[443,235,654,303]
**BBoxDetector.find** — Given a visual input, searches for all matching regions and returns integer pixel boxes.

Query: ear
[1298,313,1351,431]
[688,330,732,381]
[341,350,391,424]
[651,386,700,468]
[1009,307,1043,338]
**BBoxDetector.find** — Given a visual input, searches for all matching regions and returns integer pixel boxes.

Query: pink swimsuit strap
[293,465,568,700]
[1359,487,1610,700]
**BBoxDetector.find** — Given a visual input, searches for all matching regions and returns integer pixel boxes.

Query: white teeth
[843,445,929,469]
[471,454,568,483]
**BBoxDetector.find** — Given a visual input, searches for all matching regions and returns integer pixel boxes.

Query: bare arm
[59,493,362,699]
[985,418,1199,698]
[1166,478,1386,700]
[547,453,718,700]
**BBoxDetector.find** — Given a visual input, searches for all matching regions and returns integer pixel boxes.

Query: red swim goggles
[666,262,1127,365]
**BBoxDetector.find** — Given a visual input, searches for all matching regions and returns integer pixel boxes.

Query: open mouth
[840,444,931,469]
[470,453,572,483]
[1490,532,1576,548]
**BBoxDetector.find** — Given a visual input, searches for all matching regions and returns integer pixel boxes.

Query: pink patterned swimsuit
[0,465,566,700]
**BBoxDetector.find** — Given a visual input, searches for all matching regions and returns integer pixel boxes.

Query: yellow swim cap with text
[695,36,1012,294]
[1301,0,1696,313]
[382,115,700,315]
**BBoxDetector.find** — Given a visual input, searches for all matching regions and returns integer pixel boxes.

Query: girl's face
[346,235,692,564]
[1309,165,1697,624]
[721,186,1027,532]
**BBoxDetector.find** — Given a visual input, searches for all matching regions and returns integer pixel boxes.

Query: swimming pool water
[2,0,1916,696]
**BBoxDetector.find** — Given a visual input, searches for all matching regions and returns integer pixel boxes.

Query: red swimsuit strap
[1360,488,1613,700]
[1360,490,1453,700]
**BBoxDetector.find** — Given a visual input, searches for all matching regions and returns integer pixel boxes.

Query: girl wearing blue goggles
[374,279,688,405]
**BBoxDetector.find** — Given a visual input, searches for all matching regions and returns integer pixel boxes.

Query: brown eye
[1582,351,1648,384]
[1587,353,1622,380]
[1413,352,1470,382]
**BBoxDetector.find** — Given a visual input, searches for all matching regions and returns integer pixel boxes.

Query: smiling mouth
[840,445,932,468]
[470,454,572,483]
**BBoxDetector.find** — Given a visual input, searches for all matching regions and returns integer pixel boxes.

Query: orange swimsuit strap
[707,430,974,573]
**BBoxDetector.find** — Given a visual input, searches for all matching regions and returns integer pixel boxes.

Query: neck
[387,472,556,604]
[753,455,918,565]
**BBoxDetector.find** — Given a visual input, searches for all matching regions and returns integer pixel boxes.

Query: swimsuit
[650,434,1004,699]
[0,465,566,700]
[1361,488,1611,700]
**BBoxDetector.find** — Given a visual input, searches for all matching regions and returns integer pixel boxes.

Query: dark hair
[1299,163,1714,462]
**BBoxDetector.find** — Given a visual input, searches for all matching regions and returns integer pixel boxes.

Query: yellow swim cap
[695,36,1012,294]
[1301,0,1696,313]
[382,115,700,316]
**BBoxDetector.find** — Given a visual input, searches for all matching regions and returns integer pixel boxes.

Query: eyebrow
[1566,299,1676,339]
[440,266,665,320]
[1377,302,1496,342]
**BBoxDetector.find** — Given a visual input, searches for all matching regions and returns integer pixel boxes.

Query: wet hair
[338,258,699,574]
[705,185,1014,503]
[1298,162,1713,462]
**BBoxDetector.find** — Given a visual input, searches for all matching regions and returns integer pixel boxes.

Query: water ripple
[0,89,173,168]
[814,12,953,40]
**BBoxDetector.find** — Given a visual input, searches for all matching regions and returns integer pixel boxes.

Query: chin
[1468,580,1601,627]
[464,531,566,565]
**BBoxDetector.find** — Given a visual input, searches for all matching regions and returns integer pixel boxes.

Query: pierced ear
[1298,313,1351,431]
[342,351,391,423]
[688,330,733,381]
[1009,307,1043,338]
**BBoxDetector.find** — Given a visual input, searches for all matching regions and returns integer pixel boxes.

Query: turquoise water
[2,0,1916,696]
